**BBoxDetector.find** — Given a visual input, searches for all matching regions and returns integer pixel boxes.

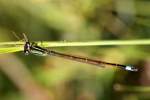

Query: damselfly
[22,33,138,72]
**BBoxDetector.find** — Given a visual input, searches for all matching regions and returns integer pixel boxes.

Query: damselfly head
[24,42,31,55]
[22,33,31,55]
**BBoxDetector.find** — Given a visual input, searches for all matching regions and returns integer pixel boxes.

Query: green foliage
[0,0,149,100]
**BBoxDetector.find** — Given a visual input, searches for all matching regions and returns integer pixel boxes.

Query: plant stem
[0,39,149,53]
[37,39,150,47]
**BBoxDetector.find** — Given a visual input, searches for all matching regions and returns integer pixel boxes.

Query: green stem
[0,39,149,53]
[37,39,150,47]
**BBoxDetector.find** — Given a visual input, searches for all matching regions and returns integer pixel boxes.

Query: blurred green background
[0,0,150,100]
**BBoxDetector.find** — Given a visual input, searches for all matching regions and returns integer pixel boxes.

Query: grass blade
[0,39,149,54]
[37,39,150,47]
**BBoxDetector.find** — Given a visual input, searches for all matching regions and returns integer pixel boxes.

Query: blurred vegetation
[0,0,149,100]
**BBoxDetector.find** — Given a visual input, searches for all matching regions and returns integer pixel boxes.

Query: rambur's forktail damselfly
[23,33,138,72]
